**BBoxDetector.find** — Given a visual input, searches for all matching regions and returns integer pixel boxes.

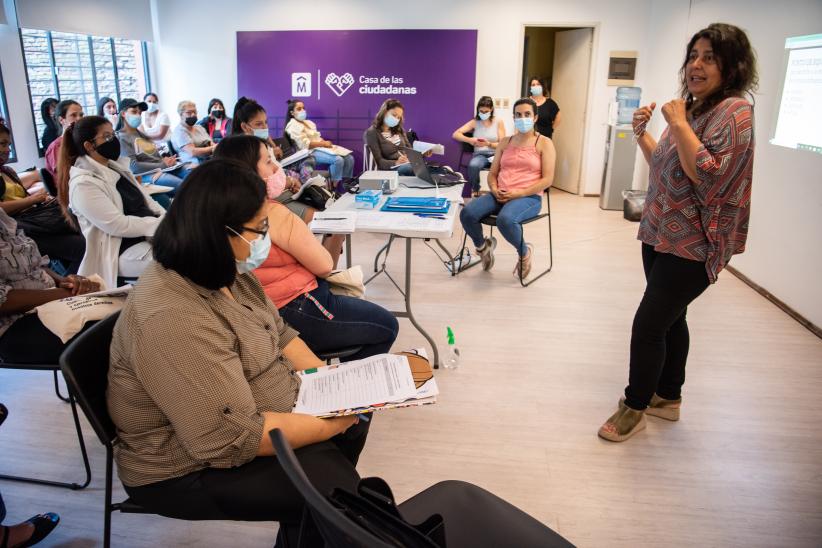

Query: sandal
[598,401,646,442]
[620,394,681,421]
[1,513,60,548]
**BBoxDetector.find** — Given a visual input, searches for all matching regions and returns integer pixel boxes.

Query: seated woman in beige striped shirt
[106,159,368,546]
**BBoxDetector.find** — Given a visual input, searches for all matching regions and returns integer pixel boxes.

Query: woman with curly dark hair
[599,23,758,442]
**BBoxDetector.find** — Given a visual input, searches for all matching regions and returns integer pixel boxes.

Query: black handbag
[15,199,79,236]
[328,477,446,547]
[296,183,335,211]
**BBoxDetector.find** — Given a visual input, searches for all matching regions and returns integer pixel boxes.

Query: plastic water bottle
[443,326,460,369]
[616,87,642,125]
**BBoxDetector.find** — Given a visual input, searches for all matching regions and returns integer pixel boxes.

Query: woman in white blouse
[284,99,354,183]
[57,116,164,288]
[140,93,171,144]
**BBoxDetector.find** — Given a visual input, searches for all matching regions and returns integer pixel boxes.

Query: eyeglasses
[227,219,269,238]
[93,133,116,148]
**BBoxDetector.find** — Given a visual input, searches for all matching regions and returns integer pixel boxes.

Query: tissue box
[355,189,382,209]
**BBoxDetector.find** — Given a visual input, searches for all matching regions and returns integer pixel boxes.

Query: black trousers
[30,232,85,274]
[124,419,370,544]
[0,314,73,364]
[624,244,710,410]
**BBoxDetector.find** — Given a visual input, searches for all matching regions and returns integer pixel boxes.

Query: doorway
[521,25,594,195]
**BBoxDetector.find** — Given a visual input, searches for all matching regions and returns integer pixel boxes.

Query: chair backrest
[361,142,376,172]
[59,311,121,447]
[459,130,474,154]
[269,429,392,548]
[39,167,58,196]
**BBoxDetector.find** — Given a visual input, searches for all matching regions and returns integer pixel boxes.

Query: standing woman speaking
[599,23,758,442]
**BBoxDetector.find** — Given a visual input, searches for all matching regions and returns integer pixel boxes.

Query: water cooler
[600,87,640,210]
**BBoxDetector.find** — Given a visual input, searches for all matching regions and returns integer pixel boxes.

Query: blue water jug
[616,87,642,125]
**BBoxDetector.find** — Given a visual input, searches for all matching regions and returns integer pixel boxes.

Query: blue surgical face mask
[126,114,142,129]
[530,85,543,97]
[384,113,400,128]
[295,110,307,121]
[146,102,159,113]
[514,117,535,133]
[227,226,271,274]
[478,112,491,121]
[252,128,269,139]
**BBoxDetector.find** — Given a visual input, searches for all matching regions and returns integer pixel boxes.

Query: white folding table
[311,177,464,367]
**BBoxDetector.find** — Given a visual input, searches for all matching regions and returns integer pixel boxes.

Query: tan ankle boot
[598,401,646,442]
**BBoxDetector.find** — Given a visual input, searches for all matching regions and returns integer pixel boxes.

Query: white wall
[150,0,656,197]
[0,0,41,169]
[642,0,822,327]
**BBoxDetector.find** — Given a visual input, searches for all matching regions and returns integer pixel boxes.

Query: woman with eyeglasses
[107,159,369,547]
[57,116,165,288]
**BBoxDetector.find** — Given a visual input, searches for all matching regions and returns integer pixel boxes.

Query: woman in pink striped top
[599,23,758,442]
[459,98,555,278]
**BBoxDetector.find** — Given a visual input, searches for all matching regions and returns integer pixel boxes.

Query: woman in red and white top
[599,23,758,442]
[459,97,555,279]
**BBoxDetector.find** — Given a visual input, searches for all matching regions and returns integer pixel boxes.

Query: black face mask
[94,138,121,161]
[211,109,224,119]
[185,116,198,126]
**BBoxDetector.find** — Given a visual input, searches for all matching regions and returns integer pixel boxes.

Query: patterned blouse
[638,97,755,283]
[0,209,55,338]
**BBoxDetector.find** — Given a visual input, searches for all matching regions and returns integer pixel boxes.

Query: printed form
[293,354,417,416]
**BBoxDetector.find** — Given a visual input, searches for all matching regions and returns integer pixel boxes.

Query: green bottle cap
[446,326,455,345]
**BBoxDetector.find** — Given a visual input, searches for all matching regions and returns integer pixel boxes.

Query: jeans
[395,162,415,176]
[279,279,399,361]
[312,150,355,182]
[460,193,542,257]
[156,171,184,195]
[467,151,493,191]
[624,244,710,410]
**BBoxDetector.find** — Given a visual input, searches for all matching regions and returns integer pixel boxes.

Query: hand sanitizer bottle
[444,326,460,370]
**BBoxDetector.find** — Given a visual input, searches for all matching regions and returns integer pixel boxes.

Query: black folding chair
[456,189,553,286]
[0,360,91,490]
[269,428,575,547]
[59,312,154,547]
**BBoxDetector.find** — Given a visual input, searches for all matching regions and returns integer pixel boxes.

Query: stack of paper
[412,140,445,155]
[280,148,310,167]
[293,353,438,418]
[309,211,357,233]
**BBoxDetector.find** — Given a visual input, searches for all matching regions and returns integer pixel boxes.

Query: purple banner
[237,29,477,172]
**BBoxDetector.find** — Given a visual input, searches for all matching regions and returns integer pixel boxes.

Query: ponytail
[231,96,265,134]
[56,115,109,225]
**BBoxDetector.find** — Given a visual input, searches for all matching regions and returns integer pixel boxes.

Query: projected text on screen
[771,34,822,155]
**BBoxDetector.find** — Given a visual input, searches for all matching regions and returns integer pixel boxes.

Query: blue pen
[414,213,446,219]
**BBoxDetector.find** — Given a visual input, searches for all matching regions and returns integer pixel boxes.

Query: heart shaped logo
[324,72,355,97]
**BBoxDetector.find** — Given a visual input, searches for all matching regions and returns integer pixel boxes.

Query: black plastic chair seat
[480,212,550,227]
[316,346,363,362]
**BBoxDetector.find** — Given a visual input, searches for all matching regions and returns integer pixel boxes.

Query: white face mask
[105,114,119,126]
[227,226,271,274]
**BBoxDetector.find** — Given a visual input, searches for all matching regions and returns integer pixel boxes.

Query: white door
[550,28,593,194]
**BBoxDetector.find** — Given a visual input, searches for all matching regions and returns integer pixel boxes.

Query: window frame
[18,28,151,157]
[0,61,18,164]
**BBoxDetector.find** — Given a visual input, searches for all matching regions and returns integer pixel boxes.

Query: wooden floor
[2,191,821,547]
